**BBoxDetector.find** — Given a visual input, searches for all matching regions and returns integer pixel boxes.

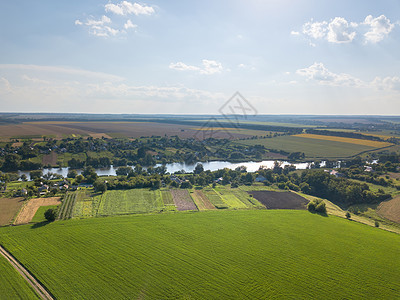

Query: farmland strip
[0,245,54,300]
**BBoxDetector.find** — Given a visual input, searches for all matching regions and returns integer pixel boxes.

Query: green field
[237,135,379,158]
[0,253,39,299]
[31,205,59,223]
[96,189,164,216]
[0,210,399,299]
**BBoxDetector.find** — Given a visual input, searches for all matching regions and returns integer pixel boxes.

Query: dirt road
[0,245,54,300]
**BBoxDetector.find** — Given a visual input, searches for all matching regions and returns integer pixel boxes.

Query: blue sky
[0,0,399,114]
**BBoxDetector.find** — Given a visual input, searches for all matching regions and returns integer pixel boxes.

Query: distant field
[294,133,393,147]
[0,253,39,299]
[237,135,385,158]
[0,121,262,140]
[0,210,399,299]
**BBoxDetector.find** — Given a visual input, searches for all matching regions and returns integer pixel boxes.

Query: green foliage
[375,221,380,228]
[308,199,327,214]
[32,205,59,223]
[0,211,400,299]
[44,208,58,222]
[346,211,351,219]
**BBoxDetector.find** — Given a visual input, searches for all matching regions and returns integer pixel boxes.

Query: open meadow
[0,210,399,299]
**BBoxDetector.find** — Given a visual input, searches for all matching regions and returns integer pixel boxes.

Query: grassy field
[0,210,399,299]
[31,205,59,223]
[0,253,39,299]
[237,135,383,158]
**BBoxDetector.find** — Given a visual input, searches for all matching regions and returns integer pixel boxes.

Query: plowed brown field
[0,197,25,226]
[248,191,308,210]
[170,190,197,211]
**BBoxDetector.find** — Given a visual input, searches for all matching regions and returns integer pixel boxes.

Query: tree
[194,163,204,175]
[67,169,78,178]
[30,170,43,180]
[44,208,57,222]
[94,180,107,193]
[346,211,351,219]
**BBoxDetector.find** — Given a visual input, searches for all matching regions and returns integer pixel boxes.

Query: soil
[170,190,197,211]
[0,197,25,226]
[377,196,400,223]
[42,151,58,166]
[248,191,308,210]
[14,197,61,225]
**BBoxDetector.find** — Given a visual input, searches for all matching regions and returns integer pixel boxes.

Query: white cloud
[124,20,137,30]
[302,20,328,39]
[169,62,200,72]
[0,77,12,94]
[372,76,400,91]
[169,60,223,75]
[297,15,396,45]
[75,15,120,37]
[105,1,154,16]
[327,17,356,43]
[364,15,395,43]
[296,62,364,87]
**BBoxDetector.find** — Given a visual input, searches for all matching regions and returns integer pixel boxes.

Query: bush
[346,212,351,219]
[375,221,380,228]
[44,208,57,222]
[307,199,326,214]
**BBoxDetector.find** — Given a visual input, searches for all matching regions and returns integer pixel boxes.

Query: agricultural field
[294,133,393,148]
[190,190,216,210]
[377,196,400,223]
[0,197,25,226]
[97,189,164,216]
[0,252,39,299]
[202,187,229,209]
[0,210,400,299]
[215,185,264,208]
[58,193,77,220]
[249,191,308,210]
[170,189,197,211]
[13,197,61,225]
[237,135,388,158]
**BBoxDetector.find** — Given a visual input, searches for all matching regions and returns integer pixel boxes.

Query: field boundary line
[0,245,54,300]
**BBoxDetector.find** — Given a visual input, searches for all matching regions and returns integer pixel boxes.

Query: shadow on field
[308,211,328,217]
[30,221,50,229]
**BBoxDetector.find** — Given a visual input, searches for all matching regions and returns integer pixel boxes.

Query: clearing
[14,197,61,225]
[0,197,25,226]
[248,191,308,209]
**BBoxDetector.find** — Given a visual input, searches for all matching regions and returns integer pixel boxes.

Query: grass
[0,253,39,299]
[0,210,399,299]
[236,135,381,158]
[31,205,59,223]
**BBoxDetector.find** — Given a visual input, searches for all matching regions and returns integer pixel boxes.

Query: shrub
[346,212,351,219]
[375,221,380,228]
[307,199,326,214]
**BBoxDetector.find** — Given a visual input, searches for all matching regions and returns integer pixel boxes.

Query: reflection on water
[17,160,316,180]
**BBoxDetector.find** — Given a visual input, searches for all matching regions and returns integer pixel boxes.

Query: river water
[17,160,317,180]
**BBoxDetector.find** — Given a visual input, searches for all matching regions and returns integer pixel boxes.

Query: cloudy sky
[1,0,400,114]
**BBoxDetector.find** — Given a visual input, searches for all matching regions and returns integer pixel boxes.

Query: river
[17,160,321,180]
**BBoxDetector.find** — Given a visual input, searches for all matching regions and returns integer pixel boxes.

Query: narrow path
[0,245,54,300]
